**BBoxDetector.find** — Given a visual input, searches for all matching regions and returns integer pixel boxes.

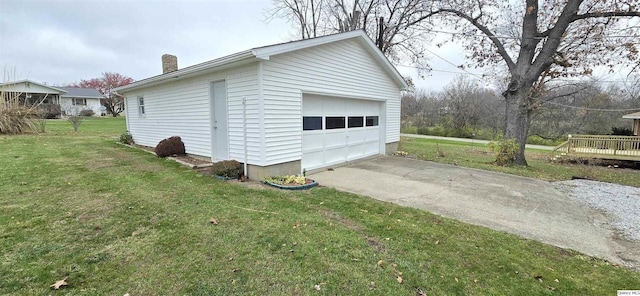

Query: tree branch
[430,8,516,72]
[574,11,640,21]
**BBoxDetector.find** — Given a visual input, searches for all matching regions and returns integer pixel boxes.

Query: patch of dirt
[85,157,116,170]
[321,210,364,232]
[129,143,212,167]
[172,154,212,166]
[469,149,491,156]
[366,236,387,253]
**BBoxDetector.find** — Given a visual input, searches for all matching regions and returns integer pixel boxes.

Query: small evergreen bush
[119,131,134,145]
[154,136,186,157]
[487,139,520,166]
[210,160,243,179]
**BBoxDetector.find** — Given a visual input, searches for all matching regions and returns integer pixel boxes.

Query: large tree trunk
[503,88,532,166]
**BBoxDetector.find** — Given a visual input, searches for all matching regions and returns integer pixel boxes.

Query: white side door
[211,81,228,160]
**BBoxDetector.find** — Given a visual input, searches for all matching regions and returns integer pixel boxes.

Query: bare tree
[425,0,640,165]
[268,0,327,39]
[63,106,87,132]
[268,0,434,66]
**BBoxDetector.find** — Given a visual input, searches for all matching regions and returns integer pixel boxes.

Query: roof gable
[115,30,408,93]
[252,30,408,90]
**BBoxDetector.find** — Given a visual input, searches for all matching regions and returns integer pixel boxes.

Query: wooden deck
[553,135,640,161]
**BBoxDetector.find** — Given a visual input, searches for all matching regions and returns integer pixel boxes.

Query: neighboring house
[0,80,103,116]
[114,30,409,180]
[58,87,104,116]
[622,111,640,136]
[0,80,66,105]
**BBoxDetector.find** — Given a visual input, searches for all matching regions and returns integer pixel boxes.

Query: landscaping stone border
[214,175,236,181]
[263,179,318,190]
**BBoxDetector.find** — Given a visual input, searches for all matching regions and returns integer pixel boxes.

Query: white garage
[115,30,408,180]
[302,94,383,170]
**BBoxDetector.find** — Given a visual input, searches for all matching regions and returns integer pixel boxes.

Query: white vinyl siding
[227,68,260,163]
[59,97,102,116]
[261,39,401,165]
[124,64,260,162]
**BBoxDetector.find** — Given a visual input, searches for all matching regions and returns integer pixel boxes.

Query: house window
[303,116,322,130]
[348,116,364,128]
[325,117,345,129]
[72,98,87,106]
[366,116,379,126]
[138,96,145,115]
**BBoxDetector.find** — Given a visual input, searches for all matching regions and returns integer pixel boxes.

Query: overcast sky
[0,0,472,91]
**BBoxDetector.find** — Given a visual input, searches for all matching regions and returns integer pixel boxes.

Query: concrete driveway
[311,156,639,268]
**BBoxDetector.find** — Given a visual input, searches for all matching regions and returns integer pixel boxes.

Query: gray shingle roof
[58,87,103,98]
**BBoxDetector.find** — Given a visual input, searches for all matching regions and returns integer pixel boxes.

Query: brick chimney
[162,54,178,74]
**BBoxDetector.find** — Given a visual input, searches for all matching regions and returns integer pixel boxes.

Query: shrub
[37,103,61,119]
[67,115,84,132]
[79,109,95,117]
[119,131,134,145]
[611,127,633,136]
[154,136,186,157]
[487,139,520,166]
[0,88,38,134]
[210,160,243,179]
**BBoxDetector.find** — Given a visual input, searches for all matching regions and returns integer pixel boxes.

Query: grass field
[400,136,640,187]
[1,117,639,295]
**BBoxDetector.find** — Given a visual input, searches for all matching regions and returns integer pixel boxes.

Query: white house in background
[114,30,409,180]
[58,87,104,116]
[0,80,103,116]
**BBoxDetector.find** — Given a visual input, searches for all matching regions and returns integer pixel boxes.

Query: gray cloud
[1,0,460,90]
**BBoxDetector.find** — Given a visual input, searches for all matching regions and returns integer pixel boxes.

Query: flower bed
[262,175,318,190]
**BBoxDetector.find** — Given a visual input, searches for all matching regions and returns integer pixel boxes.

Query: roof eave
[0,79,69,94]
[61,95,105,99]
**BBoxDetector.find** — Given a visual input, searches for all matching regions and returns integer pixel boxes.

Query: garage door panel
[324,132,347,149]
[302,99,323,116]
[325,147,348,164]
[347,129,366,142]
[303,132,325,151]
[347,143,365,160]
[324,98,346,115]
[302,95,381,171]
[363,128,379,141]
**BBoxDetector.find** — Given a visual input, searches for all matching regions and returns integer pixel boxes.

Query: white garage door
[302,95,382,171]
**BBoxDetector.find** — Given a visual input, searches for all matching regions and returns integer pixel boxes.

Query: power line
[543,101,640,112]
[398,63,638,84]
[428,28,640,41]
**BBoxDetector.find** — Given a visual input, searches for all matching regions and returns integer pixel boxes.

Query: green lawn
[400,136,640,187]
[1,117,639,295]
